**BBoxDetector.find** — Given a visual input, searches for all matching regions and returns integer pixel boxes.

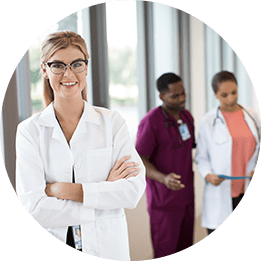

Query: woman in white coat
[16,31,146,260]
[195,71,260,235]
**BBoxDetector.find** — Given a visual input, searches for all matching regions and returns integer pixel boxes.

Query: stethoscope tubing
[160,106,194,149]
[213,105,260,142]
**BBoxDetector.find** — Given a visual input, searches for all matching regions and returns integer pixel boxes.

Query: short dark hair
[156,73,182,94]
[212,71,237,93]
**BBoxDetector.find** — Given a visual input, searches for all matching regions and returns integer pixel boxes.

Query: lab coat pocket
[96,214,130,260]
[86,147,113,182]
[213,128,229,145]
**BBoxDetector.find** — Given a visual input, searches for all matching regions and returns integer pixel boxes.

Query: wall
[2,72,19,190]
[190,14,208,244]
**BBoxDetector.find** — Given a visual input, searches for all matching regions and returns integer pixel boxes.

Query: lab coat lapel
[68,101,101,143]
[212,107,230,144]
[242,107,259,143]
[38,101,101,146]
[82,101,101,126]
[52,123,69,147]
[38,102,69,147]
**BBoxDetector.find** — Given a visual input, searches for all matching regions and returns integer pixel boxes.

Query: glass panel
[236,57,254,107]
[205,25,221,110]
[205,26,258,110]
[77,8,93,106]
[106,1,138,143]
[222,39,234,72]
[153,3,179,80]
[28,14,78,114]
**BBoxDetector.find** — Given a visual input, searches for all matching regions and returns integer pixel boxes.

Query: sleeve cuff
[82,183,100,208]
[79,202,95,224]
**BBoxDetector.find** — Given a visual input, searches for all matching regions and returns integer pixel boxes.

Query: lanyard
[161,106,184,149]
[55,115,82,251]
[71,168,82,250]
[160,106,194,149]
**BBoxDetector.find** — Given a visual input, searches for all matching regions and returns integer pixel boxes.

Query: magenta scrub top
[136,107,195,211]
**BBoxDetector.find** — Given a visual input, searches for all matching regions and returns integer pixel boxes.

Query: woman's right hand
[205,174,225,186]
[107,155,140,182]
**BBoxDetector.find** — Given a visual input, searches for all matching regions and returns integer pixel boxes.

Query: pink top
[222,109,256,198]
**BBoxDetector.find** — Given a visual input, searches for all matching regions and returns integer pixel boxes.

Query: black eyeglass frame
[45,59,89,75]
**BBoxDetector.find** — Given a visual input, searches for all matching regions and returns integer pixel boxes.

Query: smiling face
[160,81,186,111]
[41,46,88,102]
[215,81,238,111]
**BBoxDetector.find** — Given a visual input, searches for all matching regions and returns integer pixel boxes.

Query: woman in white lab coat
[195,71,260,235]
[16,31,146,260]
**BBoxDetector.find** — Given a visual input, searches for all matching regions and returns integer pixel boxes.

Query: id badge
[179,123,191,141]
[72,225,82,250]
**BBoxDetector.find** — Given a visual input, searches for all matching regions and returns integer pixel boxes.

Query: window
[205,25,257,111]
[205,25,222,110]
[153,3,180,107]
[106,1,138,143]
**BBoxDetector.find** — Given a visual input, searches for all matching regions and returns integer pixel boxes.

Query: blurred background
[1,1,259,260]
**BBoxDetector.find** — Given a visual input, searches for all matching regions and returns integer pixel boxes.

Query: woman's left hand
[249,171,254,179]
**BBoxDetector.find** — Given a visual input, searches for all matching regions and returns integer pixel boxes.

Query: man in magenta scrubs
[136,73,195,258]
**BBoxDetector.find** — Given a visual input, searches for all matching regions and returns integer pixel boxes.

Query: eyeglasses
[45,59,88,75]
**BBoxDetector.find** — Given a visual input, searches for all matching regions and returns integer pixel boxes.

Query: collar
[160,106,182,121]
[38,100,101,127]
[216,104,247,119]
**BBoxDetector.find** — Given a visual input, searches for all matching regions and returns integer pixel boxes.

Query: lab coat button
[74,163,80,169]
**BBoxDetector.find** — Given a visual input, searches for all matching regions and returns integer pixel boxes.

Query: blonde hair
[41,31,89,107]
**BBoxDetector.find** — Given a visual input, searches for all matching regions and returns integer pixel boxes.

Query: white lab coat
[195,105,260,229]
[16,101,146,260]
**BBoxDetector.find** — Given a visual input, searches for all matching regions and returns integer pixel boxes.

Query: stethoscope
[160,106,195,149]
[213,104,260,142]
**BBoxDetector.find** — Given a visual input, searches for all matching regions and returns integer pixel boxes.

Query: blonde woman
[16,31,146,260]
